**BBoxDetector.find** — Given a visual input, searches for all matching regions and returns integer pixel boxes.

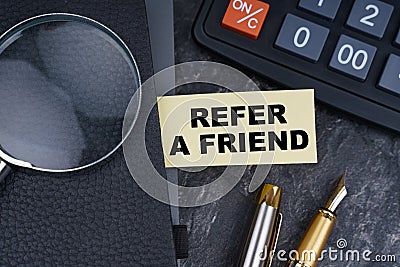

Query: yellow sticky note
[157,89,317,168]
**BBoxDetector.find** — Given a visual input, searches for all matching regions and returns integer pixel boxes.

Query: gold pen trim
[258,184,282,209]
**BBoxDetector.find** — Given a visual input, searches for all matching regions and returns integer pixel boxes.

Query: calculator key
[275,14,329,62]
[395,29,400,46]
[222,0,270,40]
[346,0,394,39]
[298,0,342,20]
[329,35,377,81]
[378,54,400,95]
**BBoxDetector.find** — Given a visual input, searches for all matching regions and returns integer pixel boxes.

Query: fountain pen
[287,172,348,267]
[239,184,282,267]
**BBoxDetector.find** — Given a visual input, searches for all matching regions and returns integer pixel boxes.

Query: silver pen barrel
[239,184,282,267]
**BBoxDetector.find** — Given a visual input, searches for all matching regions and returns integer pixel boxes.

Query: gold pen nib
[324,171,347,213]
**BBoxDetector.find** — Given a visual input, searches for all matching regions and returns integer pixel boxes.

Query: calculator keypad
[275,14,329,62]
[298,0,342,20]
[329,35,377,81]
[346,0,394,39]
[379,54,400,95]
[197,0,400,131]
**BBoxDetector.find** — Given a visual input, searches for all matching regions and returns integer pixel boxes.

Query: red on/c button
[222,0,270,40]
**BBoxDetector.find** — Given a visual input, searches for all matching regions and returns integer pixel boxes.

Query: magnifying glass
[0,13,141,181]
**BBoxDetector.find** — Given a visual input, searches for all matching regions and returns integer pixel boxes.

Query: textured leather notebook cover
[0,1,177,266]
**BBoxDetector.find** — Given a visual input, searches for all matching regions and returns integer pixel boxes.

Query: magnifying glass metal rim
[0,13,142,173]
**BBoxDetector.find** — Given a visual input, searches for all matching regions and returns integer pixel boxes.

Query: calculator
[193,0,400,132]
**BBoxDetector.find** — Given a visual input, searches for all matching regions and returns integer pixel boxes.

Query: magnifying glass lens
[0,15,141,171]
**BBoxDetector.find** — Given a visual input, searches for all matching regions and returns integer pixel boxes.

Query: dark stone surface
[174,1,400,266]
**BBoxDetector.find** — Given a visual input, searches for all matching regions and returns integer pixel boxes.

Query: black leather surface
[0,1,177,266]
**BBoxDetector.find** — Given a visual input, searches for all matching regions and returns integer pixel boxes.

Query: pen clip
[266,212,283,267]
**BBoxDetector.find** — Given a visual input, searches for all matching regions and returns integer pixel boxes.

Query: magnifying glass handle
[0,160,11,184]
